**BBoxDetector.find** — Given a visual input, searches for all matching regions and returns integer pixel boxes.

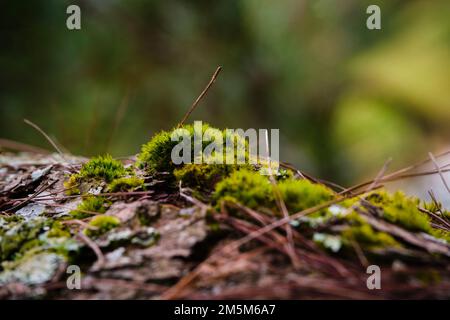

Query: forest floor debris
[0,151,449,299]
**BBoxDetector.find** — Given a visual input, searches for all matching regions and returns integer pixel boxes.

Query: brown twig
[367,157,392,192]
[263,130,300,267]
[77,231,105,265]
[178,66,222,127]
[162,188,371,299]
[340,150,450,195]
[5,179,57,212]
[24,119,66,159]
[418,207,450,230]
[0,138,51,154]
[15,190,155,202]
[428,152,450,194]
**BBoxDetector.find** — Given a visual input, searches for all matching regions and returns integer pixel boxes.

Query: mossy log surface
[0,151,449,299]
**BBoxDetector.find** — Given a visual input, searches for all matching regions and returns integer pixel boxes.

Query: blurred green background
[1,0,449,186]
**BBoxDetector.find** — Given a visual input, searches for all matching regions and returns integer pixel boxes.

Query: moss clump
[324,210,399,250]
[213,169,334,215]
[108,177,145,192]
[137,130,178,174]
[78,155,126,182]
[367,191,432,233]
[137,123,211,174]
[70,196,111,219]
[174,163,226,190]
[47,222,71,238]
[222,129,251,165]
[174,161,250,191]
[213,169,273,210]
[63,175,81,195]
[342,222,399,249]
[84,215,120,237]
[64,155,126,194]
[277,179,334,214]
[137,123,251,176]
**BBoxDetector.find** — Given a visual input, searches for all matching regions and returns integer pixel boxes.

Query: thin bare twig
[350,240,369,268]
[24,119,66,159]
[340,150,450,195]
[162,188,372,299]
[367,157,392,192]
[418,207,450,230]
[0,138,51,154]
[178,66,222,127]
[77,231,105,265]
[5,179,57,212]
[428,152,450,194]
[263,130,300,267]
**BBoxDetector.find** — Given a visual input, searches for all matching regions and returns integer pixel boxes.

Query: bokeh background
[1,0,449,201]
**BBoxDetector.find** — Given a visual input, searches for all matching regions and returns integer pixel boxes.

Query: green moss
[342,223,399,249]
[64,155,126,195]
[0,217,50,261]
[213,169,334,216]
[84,215,121,237]
[339,197,360,209]
[367,191,432,233]
[430,228,450,243]
[330,209,400,250]
[0,216,78,263]
[63,175,81,195]
[174,162,244,191]
[277,179,334,214]
[137,123,251,176]
[78,155,126,182]
[108,177,145,192]
[422,199,444,215]
[47,222,71,238]
[222,129,250,165]
[137,123,211,174]
[213,169,273,210]
[444,210,450,220]
[17,239,45,256]
[70,196,111,219]
[137,130,178,174]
